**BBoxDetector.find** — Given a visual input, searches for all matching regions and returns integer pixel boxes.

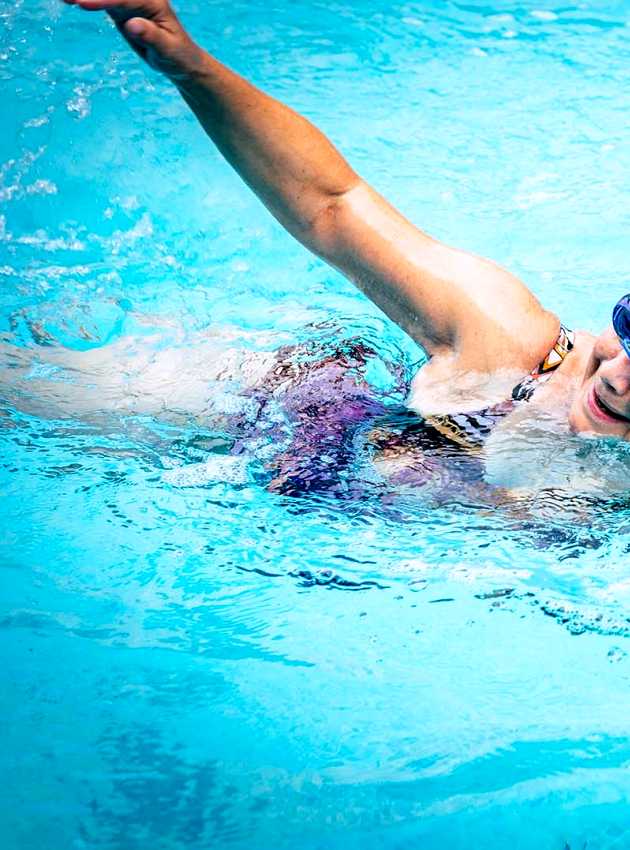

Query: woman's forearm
[174,48,360,242]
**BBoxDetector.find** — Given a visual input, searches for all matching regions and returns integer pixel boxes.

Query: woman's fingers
[66,0,157,10]
[62,0,194,76]
[65,0,170,25]
[124,17,148,37]
[65,0,178,37]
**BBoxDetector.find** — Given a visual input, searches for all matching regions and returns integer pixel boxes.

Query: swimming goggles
[613,294,630,358]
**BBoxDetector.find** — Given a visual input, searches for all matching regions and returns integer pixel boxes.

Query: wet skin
[569,325,630,440]
[60,0,630,461]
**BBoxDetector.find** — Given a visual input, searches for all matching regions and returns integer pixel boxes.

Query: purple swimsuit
[228,325,574,499]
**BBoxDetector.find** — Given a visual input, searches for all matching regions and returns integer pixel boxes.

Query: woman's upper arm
[307,180,558,371]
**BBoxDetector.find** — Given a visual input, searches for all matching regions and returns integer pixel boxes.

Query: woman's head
[569,294,630,439]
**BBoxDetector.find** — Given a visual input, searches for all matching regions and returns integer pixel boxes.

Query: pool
[2,0,630,848]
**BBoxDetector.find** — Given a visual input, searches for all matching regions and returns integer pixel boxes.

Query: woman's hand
[63,0,202,78]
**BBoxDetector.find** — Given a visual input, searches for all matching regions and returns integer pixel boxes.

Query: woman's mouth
[587,385,630,425]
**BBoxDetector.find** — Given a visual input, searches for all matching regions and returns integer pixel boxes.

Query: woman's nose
[600,351,630,397]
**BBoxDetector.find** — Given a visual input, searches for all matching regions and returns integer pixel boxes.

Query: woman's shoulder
[406,316,562,414]
[406,355,531,417]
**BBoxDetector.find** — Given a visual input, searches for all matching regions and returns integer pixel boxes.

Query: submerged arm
[64,0,559,368]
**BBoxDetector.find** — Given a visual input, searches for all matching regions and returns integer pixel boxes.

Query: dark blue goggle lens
[612,294,630,358]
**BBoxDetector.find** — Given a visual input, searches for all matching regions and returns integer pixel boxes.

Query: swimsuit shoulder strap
[511,324,575,402]
[422,324,575,450]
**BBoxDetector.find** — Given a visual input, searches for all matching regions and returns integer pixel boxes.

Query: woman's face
[569,325,630,439]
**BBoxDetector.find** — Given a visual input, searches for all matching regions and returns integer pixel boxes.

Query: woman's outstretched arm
[64,0,559,370]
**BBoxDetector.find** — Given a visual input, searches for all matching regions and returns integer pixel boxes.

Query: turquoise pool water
[2,1,630,848]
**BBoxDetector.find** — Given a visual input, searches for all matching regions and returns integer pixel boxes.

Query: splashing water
[2,1,630,849]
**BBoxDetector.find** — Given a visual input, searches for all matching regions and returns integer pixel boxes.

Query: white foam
[162,455,249,487]
[531,10,558,21]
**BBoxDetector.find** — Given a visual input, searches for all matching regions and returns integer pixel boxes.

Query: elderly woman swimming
[27,0,630,495]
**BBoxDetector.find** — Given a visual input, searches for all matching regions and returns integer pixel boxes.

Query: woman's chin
[568,398,628,441]
[567,394,597,437]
